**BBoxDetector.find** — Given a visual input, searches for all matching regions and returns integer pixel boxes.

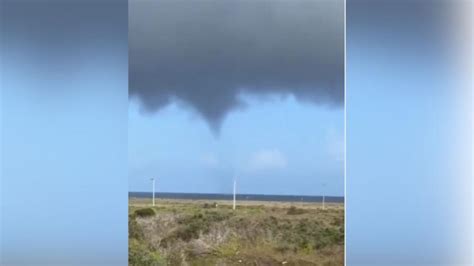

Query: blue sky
[129,93,344,196]
[346,0,472,265]
[1,1,128,264]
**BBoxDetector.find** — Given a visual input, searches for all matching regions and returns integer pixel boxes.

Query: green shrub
[170,211,233,242]
[176,222,203,241]
[331,216,344,226]
[202,202,219,209]
[267,218,344,252]
[286,206,307,215]
[129,214,144,240]
[129,239,166,266]
[135,208,156,218]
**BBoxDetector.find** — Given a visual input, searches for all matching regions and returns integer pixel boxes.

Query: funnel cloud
[129,0,344,132]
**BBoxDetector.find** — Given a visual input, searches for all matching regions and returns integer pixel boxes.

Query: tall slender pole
[151,178,155,207]
[322,183,326,210]
[322,194,325,210]
[233,178,236,210]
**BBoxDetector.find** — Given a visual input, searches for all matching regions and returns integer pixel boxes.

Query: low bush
[286,206,307,215]
[129,214,144,240]
[331,216,344,226]
[135,208,156,218]
[167,211,234,242]
[129,239,165,266]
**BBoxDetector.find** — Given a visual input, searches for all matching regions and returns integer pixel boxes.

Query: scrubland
[129,199,344,266]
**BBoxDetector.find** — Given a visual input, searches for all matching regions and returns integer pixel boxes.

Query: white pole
[322,183,326,210]
[151,178,155,207]
[233,178,236,210]
[322,194,325,210]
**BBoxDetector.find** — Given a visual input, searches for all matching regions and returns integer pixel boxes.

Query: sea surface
[129,192,344,203]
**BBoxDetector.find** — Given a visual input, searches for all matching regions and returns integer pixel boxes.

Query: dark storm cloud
[129,0,344,132]
[348,0,456,43]
[1,0,127,96]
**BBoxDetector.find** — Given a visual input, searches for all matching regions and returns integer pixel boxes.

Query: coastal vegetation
[129,200,344,266]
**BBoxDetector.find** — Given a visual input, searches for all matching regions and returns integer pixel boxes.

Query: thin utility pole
[151,178,155,207]
[322,183,326,210]
[233,178,237,210]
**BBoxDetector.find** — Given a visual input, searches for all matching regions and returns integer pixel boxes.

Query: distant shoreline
[129,191,344,203]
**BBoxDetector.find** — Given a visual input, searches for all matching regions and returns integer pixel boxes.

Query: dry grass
[129,198,344,266]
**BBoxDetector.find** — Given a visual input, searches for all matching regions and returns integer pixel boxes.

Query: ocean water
[129,192,344,203]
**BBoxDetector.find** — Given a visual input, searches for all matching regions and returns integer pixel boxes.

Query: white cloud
[326,127,344,162]
[247,148,288,172]
[200,153,219,168]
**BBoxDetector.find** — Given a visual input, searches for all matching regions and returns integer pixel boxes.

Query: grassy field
[129,198,344,266]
